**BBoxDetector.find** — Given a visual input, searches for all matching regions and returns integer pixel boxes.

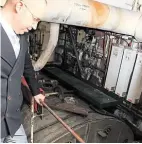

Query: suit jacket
[1,25,40,138]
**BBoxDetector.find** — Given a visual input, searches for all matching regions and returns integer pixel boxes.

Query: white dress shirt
[0,16,20,59]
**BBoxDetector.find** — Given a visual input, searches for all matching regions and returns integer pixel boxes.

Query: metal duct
[33,23,59,71]
[41,0,142,42]
[35,0,142,71]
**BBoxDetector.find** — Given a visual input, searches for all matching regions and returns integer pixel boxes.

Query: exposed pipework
[34,0,142,71]
[41,0,142,42]
[2,0,142,71]
[33,23,59,71]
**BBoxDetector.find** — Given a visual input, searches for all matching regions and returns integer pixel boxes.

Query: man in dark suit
[0,0,47,142]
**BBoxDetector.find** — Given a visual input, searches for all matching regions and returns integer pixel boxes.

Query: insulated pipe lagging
[135,15,142,41]
[42,0,110,29]
[99,6,142,41]
[33,23,60,71]
[41,0,142,41]
[34,0,142,71]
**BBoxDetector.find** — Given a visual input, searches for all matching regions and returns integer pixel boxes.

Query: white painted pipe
[33,23,60,71]
[41,0,142,42]
[35,0,142,71]
[99,6,142,42]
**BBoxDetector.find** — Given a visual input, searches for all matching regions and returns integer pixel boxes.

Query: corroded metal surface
[22,102,134,143]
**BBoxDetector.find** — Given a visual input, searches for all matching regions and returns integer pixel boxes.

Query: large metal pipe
[41,0,142,42]
[33,23,60,71]
[34,0,142,71]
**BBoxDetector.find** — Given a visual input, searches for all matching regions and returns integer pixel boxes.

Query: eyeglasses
[20,0,40,22]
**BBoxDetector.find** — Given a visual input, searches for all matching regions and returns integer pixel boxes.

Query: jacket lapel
[1,25,16,67]
[10,35,27,76]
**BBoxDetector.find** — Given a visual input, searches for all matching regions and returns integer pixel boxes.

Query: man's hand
[34,94,45,106]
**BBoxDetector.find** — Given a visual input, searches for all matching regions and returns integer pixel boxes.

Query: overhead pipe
[40,0,142,42]
[1,0,142,71]
[35,0,142,71]
[33,23,60,71]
